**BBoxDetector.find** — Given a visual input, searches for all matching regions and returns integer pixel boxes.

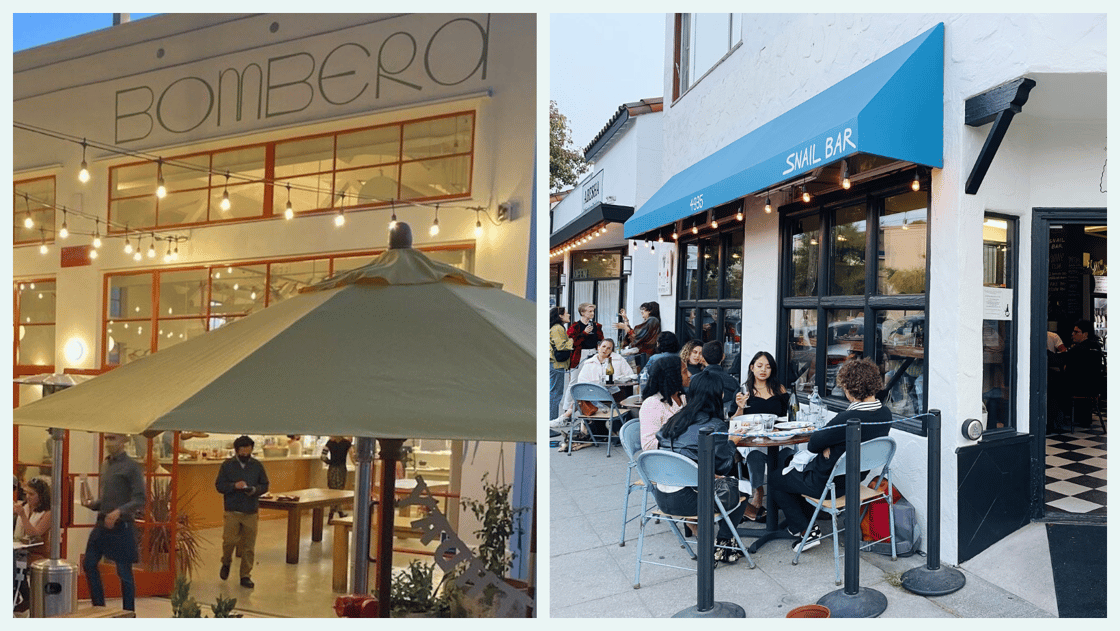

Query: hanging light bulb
[389,199,398,230]
[92,220,102,249]
[765,193,772,213]
[58,208,69,239]
[124,232,133,254]
[912,169,921,191]
[841,160,851,189]
[334,193,346,227]
[474,210,483,238]
[78,139,90,183]
[736,210,744,221]
[156,159,166,198]
[22,193,33,229]
[89,247,98,260]
[250,290,257,300]
[711,218,718,229]
[147,236,156,258]
[133,248,142,262]
[802,186,811,203]
[234,283,239,291]
[430,204,440,236]
[39,228,47,255]
[691,223,699,234]
[671,230,679,240]
[172,242,179,260]
[284,183,293,220]
[220,172,231,211]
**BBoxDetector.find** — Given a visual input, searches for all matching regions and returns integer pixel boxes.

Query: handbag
[713,476,741,512]
[320,445,331,464]
[550,328,573,363]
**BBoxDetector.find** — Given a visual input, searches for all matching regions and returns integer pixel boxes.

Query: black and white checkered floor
[1045,425,1107,516]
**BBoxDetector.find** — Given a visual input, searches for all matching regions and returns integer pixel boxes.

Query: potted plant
[171,575,242,618]
[390,560,450,617]
[144,484,206,578]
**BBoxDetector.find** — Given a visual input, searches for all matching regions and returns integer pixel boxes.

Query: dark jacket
[567,320,604,370]
[1063,337,1105,397]
[702,363,741,406]
[656,412,736,477]
[215,457,270,514]
[802,402,893,492]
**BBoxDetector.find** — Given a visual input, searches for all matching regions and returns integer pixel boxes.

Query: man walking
[80,433,145,612]
[215,435,269,588]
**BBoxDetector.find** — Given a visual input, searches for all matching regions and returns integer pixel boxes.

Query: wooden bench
[54,606,135,618]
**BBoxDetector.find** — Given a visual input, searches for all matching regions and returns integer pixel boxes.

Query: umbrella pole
[350,437,375,596]
[49,428,64,560]
[375,438,404,618]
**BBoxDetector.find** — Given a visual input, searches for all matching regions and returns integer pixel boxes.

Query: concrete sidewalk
[550,442,1058,618]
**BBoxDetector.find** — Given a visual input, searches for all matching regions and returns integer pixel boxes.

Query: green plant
[390,560,449,617]
[211,594,242,618]
[459,474,528,578]
[147,484,207,578]
[171,575,242,618]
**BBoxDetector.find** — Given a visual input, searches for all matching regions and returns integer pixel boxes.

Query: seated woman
[639,357,686,451]
[679,339,706,377]
[768,358,892,549]
[556,338,636,445]
[14,477,51,613]
[617,302,662,362]
[654,371,747,564]
[730,351,790,522]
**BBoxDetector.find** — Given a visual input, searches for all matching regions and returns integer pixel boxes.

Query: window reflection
[790,215,820,296]
[831,204,867,295]
[825,310,864,397]
[879,190,928,295]
[877,310,925,417]
[788,309,817,396]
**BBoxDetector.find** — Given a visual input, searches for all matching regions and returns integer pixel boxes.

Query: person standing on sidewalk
[80,433,145,612]
[215,435,269,589]
[549,307,574,421]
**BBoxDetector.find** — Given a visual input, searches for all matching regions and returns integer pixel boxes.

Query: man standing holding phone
[80,432,145,612]
[215,435,270,588]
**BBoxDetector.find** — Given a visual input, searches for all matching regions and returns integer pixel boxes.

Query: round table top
[730,431,812,448]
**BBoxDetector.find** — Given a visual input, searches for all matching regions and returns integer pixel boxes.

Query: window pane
[877,310,925,417]
[723,308,742,378]
[108,274,153,320]
[273,174,335,214]
[689,14,732,85]
[402,114,472,160]
[724,231,744,300]
[111,162,157,198]
[275,137,335,179]
[269,259,333,302]
[572,250,619,279]
[879,190,928,295]
[825,309,864,397]
[831,204,867,295]
[790,215,820,296]
[155,318,207,351]
[158,189,209,226]
[338,165,400,206]
[106,319,152,366]
[210,265,267,316]
[400,155,470,200]
[111,197,156,231]
[983,215,1013,431]
[682,243,700,300]
[680,307,700,342]
[159,269,208,317]
[212,146,266,180]
[788,308,818,396]
[18,281,56,323]
[701,237,719,298]
[332,255,376,275]
[425,247,474,272]
[338,126,401,167]
[162,156,210,193]
[17,324,54,365]
[699,308,718,344]
[14,178,55,244]
[208,183,265,220]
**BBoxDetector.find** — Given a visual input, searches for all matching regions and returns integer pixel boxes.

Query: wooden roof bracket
[964,77,1036,195]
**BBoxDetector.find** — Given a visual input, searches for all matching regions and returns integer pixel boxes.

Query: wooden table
[258,488,354,564]
[730,430,813,553]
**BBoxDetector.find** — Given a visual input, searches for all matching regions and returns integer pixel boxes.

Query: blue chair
[617,418,648,546]
[565,382,624,457]
[632,450,755,589]
[792,436,897,585]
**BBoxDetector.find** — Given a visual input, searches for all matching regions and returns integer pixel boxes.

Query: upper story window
[13,176,55,246]
[674,13,743,100]
[15,279,56,367]
[107,111,475,233]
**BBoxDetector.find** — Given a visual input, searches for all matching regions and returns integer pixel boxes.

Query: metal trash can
[29,558,79,618]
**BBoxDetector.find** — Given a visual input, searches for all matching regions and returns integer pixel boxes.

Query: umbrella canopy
[12,237,535,444]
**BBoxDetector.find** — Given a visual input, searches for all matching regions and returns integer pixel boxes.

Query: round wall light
[64,337,87,364]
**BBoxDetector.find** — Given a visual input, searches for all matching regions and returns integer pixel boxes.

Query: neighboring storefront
[627,15,1105,564]
[550,98,665,340]
[13,13,536,594]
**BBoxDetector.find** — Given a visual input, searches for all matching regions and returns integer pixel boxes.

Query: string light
[133,249,143,262]
[164,240,173,263]
[58,208,69,239]
[389,199,398,230]
[691,222,699,234]
[912,169,921,191]
[672,230,679,240]
[173,242,179,260]
[284,183,293,220]
[474,210,483,238]
[334,193,346,227]
[147,235,157,258]
[89,246,98,260]
[765,192,772,213]
[23,194,33,229]
[430,204,440,236]
[736,209,744,221]
[802,186,811,203]
[39,228,47,255]
[841,159,851,189]
[220,172,231,211]
[78,139,90,183]
[711,218,718,229]
[124,231,133,254]
[92,219,102,249]
[156,158,166,198]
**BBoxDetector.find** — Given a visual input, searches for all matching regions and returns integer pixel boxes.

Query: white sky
[549,13,665,154]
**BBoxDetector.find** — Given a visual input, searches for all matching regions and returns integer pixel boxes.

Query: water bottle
[809,386,823,428]
[638,365,650,397]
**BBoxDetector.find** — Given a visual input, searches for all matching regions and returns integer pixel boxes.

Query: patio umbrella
[13,224,535,615]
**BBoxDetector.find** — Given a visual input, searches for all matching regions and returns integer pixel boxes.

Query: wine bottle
[605,356,615,384]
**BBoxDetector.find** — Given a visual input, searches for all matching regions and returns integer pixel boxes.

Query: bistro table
[730,428,813,553]
[258,488,354,564]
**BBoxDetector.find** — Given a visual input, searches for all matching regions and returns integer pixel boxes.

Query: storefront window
[780,172,930,429]
[682,243,701,300]
[15,280,56,366]
[572,250,621,279]
[678,228,742,367]
[13,176,55,246]
[983,214,1016,432]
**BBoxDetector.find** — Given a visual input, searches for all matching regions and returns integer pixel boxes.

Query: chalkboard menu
[1049,230,1088,323]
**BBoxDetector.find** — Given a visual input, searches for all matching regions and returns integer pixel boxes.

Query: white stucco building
[622,14,1105,565]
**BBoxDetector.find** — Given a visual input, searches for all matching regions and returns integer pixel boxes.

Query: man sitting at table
[215,435,270,588]
[700,341,740,407]
[768,358,892,550]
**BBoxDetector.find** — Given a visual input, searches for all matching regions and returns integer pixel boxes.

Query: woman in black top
[729,351,789,521]
[322,436,352,518]
[654,371,747,564]
[768,358,893,547]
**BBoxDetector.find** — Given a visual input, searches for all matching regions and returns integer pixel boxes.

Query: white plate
[776,421,815,430]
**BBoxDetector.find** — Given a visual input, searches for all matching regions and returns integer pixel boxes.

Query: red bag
[860,476,901,542]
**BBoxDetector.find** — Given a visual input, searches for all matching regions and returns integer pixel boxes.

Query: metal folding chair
[617,418,648,546]
[632,450,755,589]
[792,436,897,585]
[564,382,624,457]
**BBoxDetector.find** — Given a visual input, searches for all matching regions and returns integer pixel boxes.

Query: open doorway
[1031,211,1106,521]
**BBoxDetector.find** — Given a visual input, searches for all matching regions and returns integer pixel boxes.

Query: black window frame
[979,211,1019,441]
[778,169,931,435]
[676,221,744,376]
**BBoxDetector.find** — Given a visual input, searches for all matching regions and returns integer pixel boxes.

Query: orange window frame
[13,175,56,246]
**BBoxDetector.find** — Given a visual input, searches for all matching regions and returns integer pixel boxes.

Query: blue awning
[626,23,944,239]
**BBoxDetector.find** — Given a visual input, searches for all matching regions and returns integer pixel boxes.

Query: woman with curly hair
[767,358,892,549]
[679,339,705,377]
[639,356,685,451]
